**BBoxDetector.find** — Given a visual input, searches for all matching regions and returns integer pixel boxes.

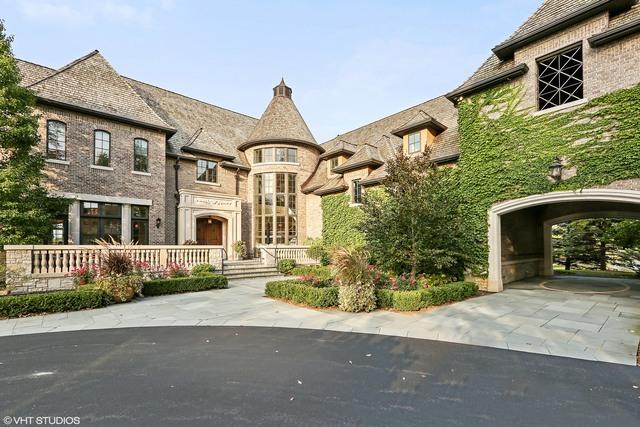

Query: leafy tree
[359,149,470,279]
[0,21,67,244]
[607,219,640,277]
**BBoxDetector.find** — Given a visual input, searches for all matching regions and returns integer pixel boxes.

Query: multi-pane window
[254,173,297,245]
[46,120,66,160]
[408,132,421,154]
[352,179,362,204]
[538,45,583,111]
[80,202,121,244]
[196,159,217,183]
[131,205,149,244]
[50,216,68,245]
[93,130,111,167]
[253,147,298,164]
[329,157,339,170]
[134,138,149,172]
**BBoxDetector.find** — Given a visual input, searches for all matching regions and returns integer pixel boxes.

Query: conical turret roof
[239,79,320,151]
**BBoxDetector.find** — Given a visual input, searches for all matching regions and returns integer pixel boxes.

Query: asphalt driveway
[0,327,638,427]
[0,275,638,365]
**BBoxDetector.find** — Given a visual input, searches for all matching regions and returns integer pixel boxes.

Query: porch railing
[2,245,226,277]
[257,246,318,266]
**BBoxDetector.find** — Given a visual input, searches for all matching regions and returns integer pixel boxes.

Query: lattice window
[537,45,583,110]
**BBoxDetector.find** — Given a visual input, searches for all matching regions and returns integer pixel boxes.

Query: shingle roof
[15,59,55,86]
[450,0,639,100]
[312,176,348,196]
[125,77,259,165]
[26,51,173,131]
[242,79,318,148]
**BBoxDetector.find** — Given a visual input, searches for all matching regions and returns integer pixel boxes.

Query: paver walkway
[1,275,639,365]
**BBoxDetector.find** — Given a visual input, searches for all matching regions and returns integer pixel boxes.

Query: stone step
[224,271,282,280]
[222,264,276,272]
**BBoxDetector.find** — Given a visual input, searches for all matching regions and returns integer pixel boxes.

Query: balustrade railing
[257,246,318,266]
[2,245,226,277]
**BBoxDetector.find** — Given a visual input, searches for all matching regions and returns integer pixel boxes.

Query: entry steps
[221,259,281,280]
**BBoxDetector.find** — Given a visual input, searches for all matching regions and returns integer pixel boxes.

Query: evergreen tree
[359,149,470,279]
[0,21,67,244]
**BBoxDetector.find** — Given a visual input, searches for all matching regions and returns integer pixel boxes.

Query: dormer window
[329,157,339,170]
[196,159,217,183]
[538,45,583,110]
[408,132,421,154]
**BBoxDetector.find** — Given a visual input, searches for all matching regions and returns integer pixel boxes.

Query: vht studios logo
[3,416,80,425]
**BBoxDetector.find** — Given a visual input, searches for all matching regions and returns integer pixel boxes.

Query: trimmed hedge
[376,282,479,311]
[143,274,228,296]
[265,280,338,308]
[277,259,296,274]
[0,288,108,318]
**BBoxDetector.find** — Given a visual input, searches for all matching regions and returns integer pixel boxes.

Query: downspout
[174,157,180,244]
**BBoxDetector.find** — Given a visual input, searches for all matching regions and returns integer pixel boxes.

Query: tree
[607,219,640,277]
[0,21,67,244]
[553,219,616,270]
[359,149,470,279]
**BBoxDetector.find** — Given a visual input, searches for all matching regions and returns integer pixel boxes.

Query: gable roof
[448,0,639,101]
[15,59,55,86]
[391,109,447,137]
[27,51,173,132]
[239,79,320,151]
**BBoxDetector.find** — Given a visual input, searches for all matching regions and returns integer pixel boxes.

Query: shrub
[290,265,332,279]
[305,238,330,266]
[0,288,108,318]
[338,282,376,313]
[133,261,164,280]
[232,240,248,259]
[277,259,296,274]
[331,247,371,285]
[143,274,228,296]
[100,251,133,277]
[391,291,423,311]
[375,281,478,311]
[94,275,144,303]
[265,280,338,308]
[191,263,216,276]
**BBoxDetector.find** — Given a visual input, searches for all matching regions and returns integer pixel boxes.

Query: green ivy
[321,193,365,248]
[456,83,640,274]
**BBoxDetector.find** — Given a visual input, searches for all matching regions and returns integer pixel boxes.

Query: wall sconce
[155,218,162,229]
[548,156,563,183]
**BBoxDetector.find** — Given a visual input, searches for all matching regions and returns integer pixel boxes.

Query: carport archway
[487,189,640,292]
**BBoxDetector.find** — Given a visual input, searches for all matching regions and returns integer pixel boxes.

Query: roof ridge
[27,50,99,88]
[322,94,446,145]
[123,75,260,122]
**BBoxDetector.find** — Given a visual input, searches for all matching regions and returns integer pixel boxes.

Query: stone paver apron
[0,275,638,365]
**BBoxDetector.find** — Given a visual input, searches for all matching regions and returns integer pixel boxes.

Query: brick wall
[37,105,167,244]
[509,12,640,112]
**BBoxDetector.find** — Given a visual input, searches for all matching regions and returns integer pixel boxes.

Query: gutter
[588,17,640,47]
[492,0,633,60]
[446,64,529,103]
[332,159,384,174]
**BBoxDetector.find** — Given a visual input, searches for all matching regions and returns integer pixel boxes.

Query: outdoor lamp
[155,218,162,229]
[548,157,563,183]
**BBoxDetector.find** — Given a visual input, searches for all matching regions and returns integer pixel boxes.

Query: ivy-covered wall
[456,83,640,273]
[321,193,364,248]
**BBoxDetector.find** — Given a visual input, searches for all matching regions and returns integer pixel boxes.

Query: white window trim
[46,159,70,166]
[195,180,221,187]
[131,170,151,176]
[90,164,114,171]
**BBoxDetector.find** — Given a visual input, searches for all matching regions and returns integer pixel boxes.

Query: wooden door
[196,218,223,245]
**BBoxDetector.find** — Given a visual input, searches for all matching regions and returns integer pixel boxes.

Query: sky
[1,0,541,142]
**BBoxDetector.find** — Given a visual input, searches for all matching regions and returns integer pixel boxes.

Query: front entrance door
[196,218,223,245]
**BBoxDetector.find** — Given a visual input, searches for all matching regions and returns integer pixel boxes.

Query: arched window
[46,120,66,160]
[93,130,111,167]
[134,138,149,172]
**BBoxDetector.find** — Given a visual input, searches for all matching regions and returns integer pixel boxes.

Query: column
[69,200,81,244]
[122,204,132,243]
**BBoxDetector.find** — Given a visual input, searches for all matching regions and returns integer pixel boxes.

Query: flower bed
[265,280,338,308]
[143,274,228,296]
[0,288,108,318]
[376,282,479,311]
[265,279,478,312]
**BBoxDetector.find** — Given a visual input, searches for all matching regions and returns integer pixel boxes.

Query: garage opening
[487,189,640,292]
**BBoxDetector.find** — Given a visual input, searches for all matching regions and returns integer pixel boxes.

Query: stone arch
[488,189,640,292]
